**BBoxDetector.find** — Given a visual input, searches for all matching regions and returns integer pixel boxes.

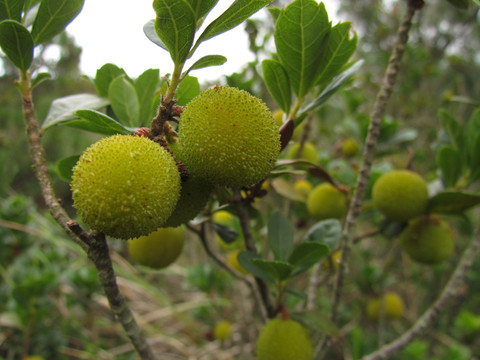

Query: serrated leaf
[439,109,465,158]
[212,222,238,244]
[108,75,139,127]
[304,219,342,249]
[175,75,200,106]
[427,191,480,215]
[31,72,50,89]
[289,242,329,268]
[135,68,160,126]
[268,210,294,261]
[0,0,24,21]
[31,0,84,44]
[56,155,79,182]
[94,63,127,97]
[193,0,269,51]
[68,109,133,135]
[184,54,227,75]
[143,19,168,50]
[153,0,196,64]
[262,59,291,114]
[314,22,357,87]
[436,145,462,188]
[41,94,109,131]
[237,251,274,282]
[274,0,330,98]
[250,259,294,281]
[291,310,340,336]
[0,20,33,72]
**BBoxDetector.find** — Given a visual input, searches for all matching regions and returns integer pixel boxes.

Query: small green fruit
[176,86,281,187]
[213,320,233,341]
[257,318,313,360]
[287,141,318,164]
[399,215,454,264]
[366,292,405,320]
[372,170,429,222]
[306,183,348,220]
[341,138,360,157]
[71,135,181,239]
[128,227,185,269]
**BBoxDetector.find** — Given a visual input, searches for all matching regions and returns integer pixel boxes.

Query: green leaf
[288,242,329,270]
[212,222,238,244]
[56,155,79,182]
[314,22,357,87]
[427,191,480,215]
[274,0,330,97]
[466,108,480,171]
[94,63,127,97]
[184,54,227,75]
[68,109,133,135]
[262,59,291,114]
[0,0,24,21]
[271,177,308,202]
[446,0,469,9]
[0,20,33,72]
[31,0,84,44]
[189,0,218,21]
[108,75,139,127]
[468,134,480,181]
[436,145,462,188]
[250,259,294,281]
[143,19,168,50]
[237,251,274,282]
[193,0,269,51]
[153,0,196,64]
[41,93,109,131]
[23,0,40,13]
[304,219,342,249]
[30,72,50,89]
[439,109,465,157]
[291,310,340,336]
[268,210,294,261]
[135,68,160,126]
[175,75,200,106]
[300,60,363,115]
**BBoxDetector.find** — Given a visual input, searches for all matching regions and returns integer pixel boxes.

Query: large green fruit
[128,226,185,269]
[366,292,405,321]
[71,135,181,239]
[306,183,348,220]
[372,170,429,222]
[256,318,313,360]
[175,86,281,187]
[399,215,454,265]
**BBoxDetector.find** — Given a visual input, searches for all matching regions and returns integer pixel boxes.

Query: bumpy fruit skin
[273,109,284,127]
[372,170,429,222]
[306,183,348,220]
[175,86,281,187]
[71,135,181,239]
[399,215,454,264]
[287,141,318,164]
[128,227,185,269]
[367,292,405,320]
[257,318,313,360]
[213,320,233,341]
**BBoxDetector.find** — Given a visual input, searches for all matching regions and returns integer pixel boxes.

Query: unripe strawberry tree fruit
[175,86,281,188]
[287,141,318,164]
[366,292,405,321]
[71,135,181,239]
[306,183,348,220]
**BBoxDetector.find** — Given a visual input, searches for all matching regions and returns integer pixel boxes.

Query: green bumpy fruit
[175,86,281,187]
[128,226,185,269]
[71,135,181,239]
[257,318,313,360]
[372,170,429,222]
[287,141,318,164]
[399,215,454,264]
[306,183,348,220]
[366,292,405,321]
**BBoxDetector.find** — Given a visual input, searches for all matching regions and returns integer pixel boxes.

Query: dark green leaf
[108,75,139,127]
[427,191,480,215]
[291,310,340,336]
[135,68,160,126]
[304,219,341,249]
[23,0,40,13]
[31,0,84,44]
[274,0,330,97]
[237,251,274,282]
[193,0,269,50]
[439,109,465,157]
[300,60,363,115]
[175,75,200,106]
[446,0,469,9]
[30,72,50,89]
[184,54,227,75]
[436,145,462,188]
[0,0,24,21]
[153,0,196,64]
[468,134,480,181]
[212,222,238,244]
[314,22,357,87]
[94,63,127,97]
[69,109,133,135]
[289,242,329,269]
[268,210,294,261]
[0,20,33,72]
[250,259,294,281]
[262,59,291,114]
[189,0,218,21]
[466,108,480,171]
[41,94,109,131]
[56,155,79,182]
[143,19,168,50]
